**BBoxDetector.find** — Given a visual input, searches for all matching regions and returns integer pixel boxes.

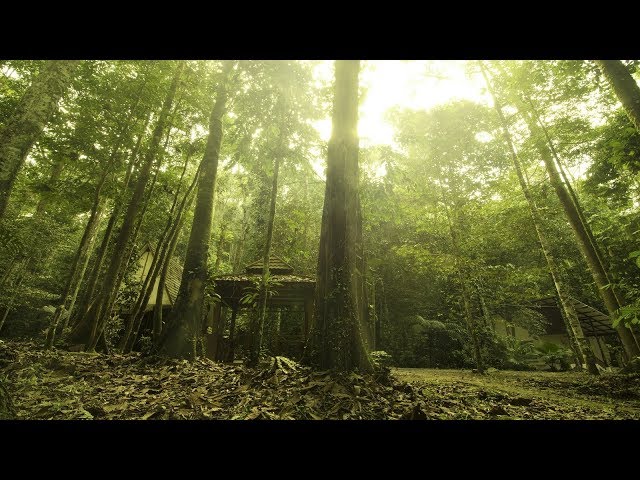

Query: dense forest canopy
[2,59,640,377]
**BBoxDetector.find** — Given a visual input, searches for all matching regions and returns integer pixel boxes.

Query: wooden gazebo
[204,255,315,361]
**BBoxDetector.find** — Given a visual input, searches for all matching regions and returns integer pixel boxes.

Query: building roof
[212,255,315,307]
[244,255,294,274]
[164,255,184,304]
[534,296,616,337]
[137,243,183,305]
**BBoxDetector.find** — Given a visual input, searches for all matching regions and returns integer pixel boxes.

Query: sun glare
[312,60,490,149]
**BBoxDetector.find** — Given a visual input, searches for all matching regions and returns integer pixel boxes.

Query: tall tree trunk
[517,100,640,359]
[45,191,106,348]
[305,60,373,372]
[34,156,65,216]
[249,128,282,366]
[157,61,235,359]
[0,60,79,218]
[213,225,226,273]
[83,61,185,351]
[525,96,612,272]
[119,148,192,351]
[441,194,484,373]
[0,273,25,335]
[152,166,200,343]
[595,60,640,134]
[61,212,103,334]
[73,114,150,328]
[481,63,599,373]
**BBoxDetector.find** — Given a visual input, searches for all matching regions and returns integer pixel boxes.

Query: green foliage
[370,350,393,370]
[535,341,574,371]
[2,59,640,369]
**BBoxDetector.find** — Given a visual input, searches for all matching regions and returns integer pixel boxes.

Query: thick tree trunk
[0,60,79,218]
[157,61,235,359]
[83,61,185,351]
[518,102,640,359]
[596,60,640,134]
[305,60,373,372]
[481,63,599,374]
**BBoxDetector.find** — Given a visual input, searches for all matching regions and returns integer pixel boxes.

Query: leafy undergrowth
[2,340,639,420]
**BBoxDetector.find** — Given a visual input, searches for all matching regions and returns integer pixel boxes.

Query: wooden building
[204,255,315,361]
[494,295,619,367]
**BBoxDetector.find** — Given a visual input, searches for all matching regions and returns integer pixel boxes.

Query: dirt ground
[394,367,640,419]
[2,340,640,420]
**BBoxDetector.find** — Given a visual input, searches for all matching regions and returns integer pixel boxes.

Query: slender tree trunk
[0,274,25,335]
[517,101,640,359]
[213,226,226,273]
[0,60,79,218]
[481,63,599,373]
[249,92,287,366]
[526,97,611,267]
[249,146,281,366]
[120,148,192,351]
[157,61,235,359]
[525,96,626,306]
[153,167,200,343]
[73,115,149,328]
[83,61,185,351]
[62,213,103,333]
[305,60,373,372]
[34,156,65,216]
[441,196,484,373]
[45,192,106,348]
[595,60,640,134]
[478,288,494,332]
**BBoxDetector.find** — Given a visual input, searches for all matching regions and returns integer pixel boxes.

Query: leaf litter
[2,340,639,420]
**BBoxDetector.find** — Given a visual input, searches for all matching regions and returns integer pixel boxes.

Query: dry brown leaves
[2,340,638,420]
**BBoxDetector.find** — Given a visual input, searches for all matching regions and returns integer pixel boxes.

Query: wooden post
[227,304,238,362]
[205,302,222,361]
[303,296,313,341]
[595,335,609,367]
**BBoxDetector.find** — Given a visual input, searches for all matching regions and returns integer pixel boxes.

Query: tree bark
[249,95,285,366]
[305,60,373,372]
[481,63,599,373]
[45,192,105,348]
[120,148,192,351]
[152,167,200,343]
[0,60,79,218]
[83,61,185,351]
[595,60,640,134]
[441,194,484,373]
[517,100,640,359]
[72,114,150,328]
[157,61,235,359]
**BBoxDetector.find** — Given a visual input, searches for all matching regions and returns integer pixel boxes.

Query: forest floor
[2,339,640,420]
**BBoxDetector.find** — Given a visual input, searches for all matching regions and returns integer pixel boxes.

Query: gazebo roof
[212,255,315,307]
[534,296,615,337]
[244,255,294,274]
